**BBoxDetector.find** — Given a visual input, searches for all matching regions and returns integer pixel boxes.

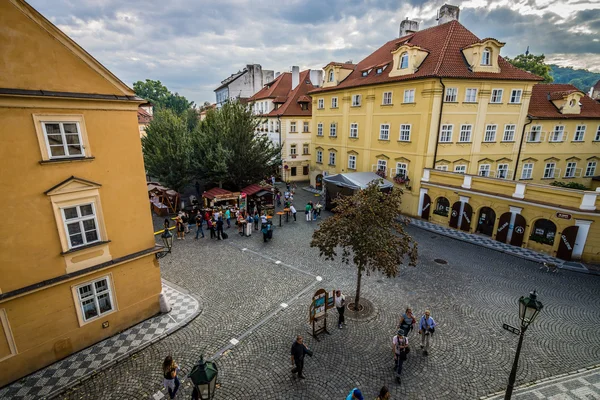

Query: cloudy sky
[29,0,600,105]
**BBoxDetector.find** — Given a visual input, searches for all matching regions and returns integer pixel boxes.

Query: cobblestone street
[57,186,600,400]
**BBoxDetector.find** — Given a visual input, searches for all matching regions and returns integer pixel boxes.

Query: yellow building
[0,0,162,386]
[309,8,600,262]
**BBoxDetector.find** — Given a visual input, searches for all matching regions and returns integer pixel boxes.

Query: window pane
[45,123,61,134]
[47,134,64,145]
[63,123,79,134]
[67,144,83,155]
[85,230,99,243]
[80,204,94,216]
[97,293,112,313]
[67,222,82,235]
[69,233,84,247]
[95,279,108,293]
[65,134,81,145]
[50,146,66,157]
[78,284,93,299]
[63,207,79,220]
[82,298,98,320]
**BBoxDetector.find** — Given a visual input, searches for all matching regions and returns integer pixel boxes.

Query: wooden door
[421,194,431,220]
[449,202,461,228]
[510,214,527,247]
[557,225,578,261]
[460,203,473,232]
[496,212,511,243]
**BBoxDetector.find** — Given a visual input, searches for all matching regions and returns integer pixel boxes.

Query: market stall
[148,182,179,216]
[241,183,274,216]
[202,187,241,209]
[323,172,393,211]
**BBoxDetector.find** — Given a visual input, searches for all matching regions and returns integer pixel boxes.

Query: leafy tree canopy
[549,65,600,92]
[310,182,418,309]
[506,53,553,83]
[133,79,195,114]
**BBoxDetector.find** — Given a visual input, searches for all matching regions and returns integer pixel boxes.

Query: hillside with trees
[549,65,600,92]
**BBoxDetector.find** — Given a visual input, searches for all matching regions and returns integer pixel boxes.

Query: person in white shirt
[335,290,346,329]
[289,204,297,221]
[419,310,437,356]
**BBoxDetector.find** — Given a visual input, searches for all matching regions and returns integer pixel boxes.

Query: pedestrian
[175,216,185,240]
[335,290,346,329]
[315,201,322,218]
[290,204,297,221]
[276,192,281,207]
[246,213,253,236]
[376,386,390,400]
[207,217,215,239]
[290,335,309,379]
[253,212,259,230]
[305,202,312,221]
[271,175,276,186]
[204,210,210,224]
[195,211,204,239]
[393,329,409,384]
[182,212,190,234]
[398,307,416,337]
[260,211,268,224]
[346,388,364,400]
[237,213,245,236]
[225,208,231,229]
[419,309,436,356]
[162,356,180,399]
[286,181,291,192]
[216,217,224,240]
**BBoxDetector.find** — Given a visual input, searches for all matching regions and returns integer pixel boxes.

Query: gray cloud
[27,0,600,104]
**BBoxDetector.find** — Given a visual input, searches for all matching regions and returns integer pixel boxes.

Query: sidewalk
[409,218,595,274]
[482,364,600,399]
[0,280,200,400]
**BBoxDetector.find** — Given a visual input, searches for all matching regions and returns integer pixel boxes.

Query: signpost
[502,323,520,335]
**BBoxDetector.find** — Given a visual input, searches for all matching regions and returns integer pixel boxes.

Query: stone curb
[47,279,202,400]
[479,363,600,399]
[408,219,600,276]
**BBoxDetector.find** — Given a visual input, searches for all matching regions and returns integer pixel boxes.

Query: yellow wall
[281,116,311,181]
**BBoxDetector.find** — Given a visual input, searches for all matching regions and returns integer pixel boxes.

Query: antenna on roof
[525,46,530,56]
[436,9,440,21]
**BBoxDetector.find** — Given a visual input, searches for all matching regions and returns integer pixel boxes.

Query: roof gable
[45,176,102,196]
[267,70,316,117]
[249,73,292,101]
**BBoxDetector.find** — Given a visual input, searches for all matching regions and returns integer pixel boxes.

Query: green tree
[142,109,194,193]
[194,101,280,189]
[506,53,554,83]
[133,79,195,114]
[310,182,418,310]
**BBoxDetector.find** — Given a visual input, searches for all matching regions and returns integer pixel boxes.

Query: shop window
[291,167,297,176]
[303,166,309,175]
[433,197,450,217]
[529,219,556,246]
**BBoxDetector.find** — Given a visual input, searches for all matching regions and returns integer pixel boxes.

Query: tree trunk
[354,267,363,311]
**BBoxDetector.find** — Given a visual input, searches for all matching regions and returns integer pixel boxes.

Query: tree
[506,53,553,83]
[310,182,418,310]
[133,79,195,115]
[194,101,280,189]
[142,109,194,193]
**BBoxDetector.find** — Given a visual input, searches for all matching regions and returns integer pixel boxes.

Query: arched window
[530,219,557,245]
[433,197,450,217]
[400,52,409,69]
[481,48,491,65]
[328,70,334,82]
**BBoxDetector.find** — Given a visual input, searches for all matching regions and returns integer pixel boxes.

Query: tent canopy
[323,172,393,190]
[202,187,233,200]
[241,183,272,196]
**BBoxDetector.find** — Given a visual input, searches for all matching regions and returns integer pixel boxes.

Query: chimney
[274,71,281,79]
[399,18,419,37]
[309,69,324,87]
[437,4,460,25]
[291,66,300,90]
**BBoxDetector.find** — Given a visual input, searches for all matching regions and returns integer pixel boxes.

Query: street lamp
[504,290,543,399]
[189,356,218,400]
[156,219,173,259]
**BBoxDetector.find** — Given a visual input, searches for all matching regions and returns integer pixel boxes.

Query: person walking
[290,204,297,221]
[175,216,185,240]
[162,356,180,399]
[315,201,322,219]
[253,212,259,231]
[419,310,436,356]
[290,335,309,379]
[276,192,281,207]
[346,388,364,400]
[181,212,190,234]
[216,217,224,240]
[335,290,346,329]
[225,208,231,229]
[305,202,312,221]
[376,386,390,400]
[207,217,215,239]
[393,329,409,384]
[195,211,204,239]
[237,213,245,236]
[398,307,416,337]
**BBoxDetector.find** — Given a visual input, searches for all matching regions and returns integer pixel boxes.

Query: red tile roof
[273,95,288,103]
[310,20,541,94]
[324,62,357,70]
[249,73,292,101]
[241,183,272,196]
[137,107,152,124]
[202,187,233,199]
[528,84,600,119]
[267,70,317,117]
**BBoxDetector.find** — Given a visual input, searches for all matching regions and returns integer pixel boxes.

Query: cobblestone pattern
[55,183,600,400]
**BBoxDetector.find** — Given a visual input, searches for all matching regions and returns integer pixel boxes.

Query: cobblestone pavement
[483,365,600,399]
[54,183,600,400]
[0,282,199,400]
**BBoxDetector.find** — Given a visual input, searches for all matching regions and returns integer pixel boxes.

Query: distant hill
[549,65,600,93]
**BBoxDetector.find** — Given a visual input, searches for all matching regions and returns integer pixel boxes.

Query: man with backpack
[419,310,436,356]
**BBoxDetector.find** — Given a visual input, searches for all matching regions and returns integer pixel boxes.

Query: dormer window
[328,70,334,82]
[362,71,368,77]
[376,68,383,74]
[481,48,491,65]
[400,52,409,69]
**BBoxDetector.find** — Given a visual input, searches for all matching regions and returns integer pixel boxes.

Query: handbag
[399,351,407,361]
[305,348,314,357]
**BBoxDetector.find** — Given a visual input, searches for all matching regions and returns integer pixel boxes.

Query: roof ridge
[433,20,457,75]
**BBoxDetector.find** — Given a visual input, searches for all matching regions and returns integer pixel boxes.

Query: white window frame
[403,89,415,103]
[585,161,596,177]
[574,125,586,142]
[75,276,115,323]
[503,124,516,142]
[352,94,362,107]
[331,97,338,108]
[379,124,390,140]
[509,89,522,104]
[400,52,409,69]
[435,165,448,171]
[316,150,323,163]
[527,125,542,142]
[497,163,509,179]
[290,144,297,156]
[595,126,600,141]
[61,203,101,250]
[318,99,324,109]
[478,164,491,177]
[484,124,497,142]
[565,162,577,178]
[42,121,86,159]
[439,124,453,143]
[328,70,334,82]
[303,143,309,155]
[350,123,358,138]
[348,155,357,169]
[521,163,533,179]
[396,162,408,177]
[329,151,336,166]
[383,92,393,105]
[481,48,491,65]
[329,123,337,137]
[377,159,387,175]
[550,126,565,142]
[303,121,310,133]
[490,89,503,104]
[454,165,467,174]
[543,162,556,179]
[317,123,323,136]
[290,121,297,133]
[399,124,411,142]
[459,125,472,143]
[464,88,478,103]
[445,88,458,102]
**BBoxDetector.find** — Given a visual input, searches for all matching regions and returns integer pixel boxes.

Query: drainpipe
[512,117,532,181]
[432,78,445,168]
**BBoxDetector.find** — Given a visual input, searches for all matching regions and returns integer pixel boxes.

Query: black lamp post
[156,219,173,259]
[504,290,543,399]
[189,356,218,400]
